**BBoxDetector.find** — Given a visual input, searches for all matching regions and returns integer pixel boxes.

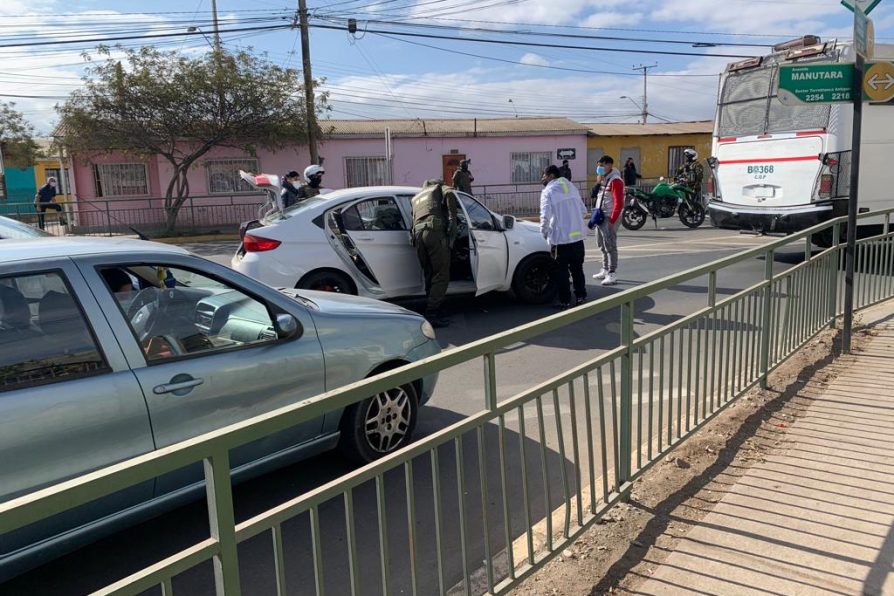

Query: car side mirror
[502,215,515,230]
[274,313,302,340]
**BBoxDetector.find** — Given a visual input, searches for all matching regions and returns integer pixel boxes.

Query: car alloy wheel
[339,381,419,463]
[364,387,413,453]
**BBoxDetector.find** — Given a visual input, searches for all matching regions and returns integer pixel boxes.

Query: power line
[309,22,756,58]
[327,16,772,48]
[0,23,292,49]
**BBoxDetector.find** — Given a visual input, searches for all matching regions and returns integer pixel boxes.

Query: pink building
[65,117,589,232]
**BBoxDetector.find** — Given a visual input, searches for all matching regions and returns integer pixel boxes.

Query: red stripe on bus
[796,129,826,136]
[718,137,737,143]
[718,156,818,165]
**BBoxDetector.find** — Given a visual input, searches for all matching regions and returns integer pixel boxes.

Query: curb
[150,234,241,244]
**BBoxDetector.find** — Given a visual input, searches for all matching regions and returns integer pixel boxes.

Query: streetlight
[508,98,518,118]
[620,95,645,124]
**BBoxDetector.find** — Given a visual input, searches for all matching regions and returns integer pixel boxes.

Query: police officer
[289,164,325,206]
[411,179,459,327]
[676,148,704,196]
[452,159,474,194]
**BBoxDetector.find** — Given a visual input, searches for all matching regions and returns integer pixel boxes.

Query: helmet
[304,164,325,180]
[683,148,698,160]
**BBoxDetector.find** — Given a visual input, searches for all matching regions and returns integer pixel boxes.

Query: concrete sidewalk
[632,320,894,595]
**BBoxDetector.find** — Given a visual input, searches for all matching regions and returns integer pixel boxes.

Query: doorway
[442,154,465,185]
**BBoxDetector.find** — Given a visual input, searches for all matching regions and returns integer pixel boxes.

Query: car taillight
[819,174,833,199]
[706,177,715,195]
[243,234,281,252]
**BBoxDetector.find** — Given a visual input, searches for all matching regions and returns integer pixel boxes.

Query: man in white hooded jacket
[540,165,588,309]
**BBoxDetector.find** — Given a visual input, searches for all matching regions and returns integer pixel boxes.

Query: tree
[0,101,40,168]
[58,46,326,233]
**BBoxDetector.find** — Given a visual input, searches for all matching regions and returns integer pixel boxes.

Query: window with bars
[44,168,71,192]
[93,164,149,197]
[204,158,260,194]
[667,146,695,177]
[511,152,551,184]
[344,157,389,188]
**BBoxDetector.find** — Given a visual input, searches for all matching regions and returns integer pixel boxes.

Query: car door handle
[356,235,374,241]
[153,377,205,395]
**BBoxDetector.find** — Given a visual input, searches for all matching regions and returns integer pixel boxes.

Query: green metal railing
[2,210,893,595]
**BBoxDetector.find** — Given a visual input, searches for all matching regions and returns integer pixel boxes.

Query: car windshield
[0,217,51,239]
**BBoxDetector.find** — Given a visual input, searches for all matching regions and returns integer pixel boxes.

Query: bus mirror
[706,156,718,170]
[786,43,827,61]
[773,35,821,52]
[729,56,762,72]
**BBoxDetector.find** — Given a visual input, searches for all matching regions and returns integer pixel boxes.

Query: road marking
[617,233,769,251]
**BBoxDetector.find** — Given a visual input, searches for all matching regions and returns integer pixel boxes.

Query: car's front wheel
[339,383,419,464]
[512,254,557,304]
[298,270,356,294]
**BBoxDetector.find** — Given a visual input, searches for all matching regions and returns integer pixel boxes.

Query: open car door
[456,193,509,296]
[328,195,422,297]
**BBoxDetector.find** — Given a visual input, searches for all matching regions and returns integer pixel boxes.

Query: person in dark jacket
[34,177,63,230]
[558,159,573,181]
[280,171,302,209]
[623,157,641,187]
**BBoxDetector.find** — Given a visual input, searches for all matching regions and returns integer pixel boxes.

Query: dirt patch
[509,319,878,595]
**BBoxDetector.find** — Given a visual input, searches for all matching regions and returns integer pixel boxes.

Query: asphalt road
[4,224,818,595]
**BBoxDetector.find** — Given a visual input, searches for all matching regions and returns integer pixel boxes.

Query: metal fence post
[619,300,634,491]
[104,201,113,237]
[204,450,241,596]
[828,222,841,328]
[483,352,498,411]
[759,249,774,389]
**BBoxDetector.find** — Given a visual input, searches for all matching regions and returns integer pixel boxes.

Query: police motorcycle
[621,174,706,230]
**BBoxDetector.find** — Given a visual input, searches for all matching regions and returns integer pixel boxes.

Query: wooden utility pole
[633,64,657,124]
[298,0,319,164]
[210,0,222,54]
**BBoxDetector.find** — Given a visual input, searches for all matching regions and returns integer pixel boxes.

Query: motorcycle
[621,175,706,230]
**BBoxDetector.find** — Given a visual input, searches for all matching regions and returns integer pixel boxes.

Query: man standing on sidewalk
[592,155,625,286]
[540,165,587,310]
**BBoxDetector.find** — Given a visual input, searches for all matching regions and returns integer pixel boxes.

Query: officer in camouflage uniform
[451,159,474,194]
[676,148,704,197]
[411,179,459,328]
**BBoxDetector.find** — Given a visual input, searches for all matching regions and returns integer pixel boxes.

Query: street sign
[778,63,855,105]
[855,10,873,57]
[557,148,576,160]
[841,0,882,15]
[864,61,894,102]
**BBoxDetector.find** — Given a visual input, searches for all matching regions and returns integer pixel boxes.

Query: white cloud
[581,11,644,28]
[519,52,549,66]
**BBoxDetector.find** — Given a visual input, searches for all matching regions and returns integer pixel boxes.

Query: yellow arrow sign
[864,61,894,102]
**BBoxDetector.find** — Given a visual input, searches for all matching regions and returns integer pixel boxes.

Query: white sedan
[232,185,558,304]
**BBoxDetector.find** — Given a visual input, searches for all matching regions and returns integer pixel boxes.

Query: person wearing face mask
[280,170,303,209]
[539,165,588,310]
[592,156,625,286]
[34,176,64,230]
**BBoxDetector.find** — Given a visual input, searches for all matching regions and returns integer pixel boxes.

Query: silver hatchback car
[0,237,439,579]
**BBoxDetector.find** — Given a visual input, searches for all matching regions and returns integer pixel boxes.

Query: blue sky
[2,0,894,133]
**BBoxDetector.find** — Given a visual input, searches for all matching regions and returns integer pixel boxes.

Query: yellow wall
[33,159,72,202]
[587,133,711,186]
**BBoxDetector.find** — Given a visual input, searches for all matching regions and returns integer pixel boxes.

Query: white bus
[706,36,894,244]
